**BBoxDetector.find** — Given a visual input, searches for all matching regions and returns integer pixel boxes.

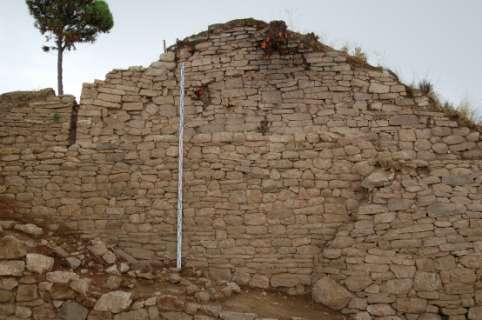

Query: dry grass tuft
[423,96,481,131]
[341,45,367,63]
[418,79,434,95]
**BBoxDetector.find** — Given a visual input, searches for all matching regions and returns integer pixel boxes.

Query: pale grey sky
[0,1,481,116]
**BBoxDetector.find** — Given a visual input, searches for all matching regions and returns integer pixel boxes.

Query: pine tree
[26,0,114,95]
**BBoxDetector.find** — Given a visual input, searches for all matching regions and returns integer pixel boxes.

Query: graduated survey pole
[176,63,185,270]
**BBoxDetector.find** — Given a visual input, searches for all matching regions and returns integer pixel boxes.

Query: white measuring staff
[176,63,185,270]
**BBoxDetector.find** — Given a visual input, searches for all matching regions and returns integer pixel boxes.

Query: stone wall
[316,159,482,320]
[0,89,76,217]
[0,19,481,320]
[0,88,75,151]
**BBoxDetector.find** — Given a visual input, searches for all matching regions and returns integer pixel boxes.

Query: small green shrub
[52,112,60,123]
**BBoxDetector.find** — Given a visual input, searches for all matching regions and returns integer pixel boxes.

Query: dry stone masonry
[1,19,481,320]
[0,219,266,320]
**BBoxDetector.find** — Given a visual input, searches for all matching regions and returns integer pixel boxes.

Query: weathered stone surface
[414,272,441,291]
[46,271,79,284]
[26,253,54,274]
[369,83,390,94]
[50,284,75,300]
[161,312,192,320]
[468,306,482,320]
[384,279,413,295]
[208,267,231,281]
[249,275,269,289]
[427,202,454,216]
[361,170,394,189]
[367,304,395,316]
[354,312,372,320]
[94,291,132,313]
[389,115,419,126]
[387,199,412,211]
[396,298,427,313]
[312,277,352,310]
[14,224,43,237]
[0,278,18,290]
[58,301,89,320]
[67,257,81,269]
[88,239,108,256]
[270,274,299,287]
[0,260,25,276]
[16,284,38,302]
[345,276,372,292]
[113,308,148,320]
[70,278,90,296]
[0,289,13,302]
[194,291,210,303]
[15,306,32,318]
[0,235,26,259]
[220,311,256,320]
[358,204,386,215]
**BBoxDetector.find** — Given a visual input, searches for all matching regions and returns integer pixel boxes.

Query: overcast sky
[0,0,481,116]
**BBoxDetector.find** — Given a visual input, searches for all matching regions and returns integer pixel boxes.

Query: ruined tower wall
[0,19,481,320]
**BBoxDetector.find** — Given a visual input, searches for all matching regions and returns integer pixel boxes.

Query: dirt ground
[223,289,347,320]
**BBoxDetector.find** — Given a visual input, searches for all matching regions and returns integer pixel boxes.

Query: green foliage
[52,112,60,123]
[26,0,113,94]
[85,1,114,33]
[26,0,114,51]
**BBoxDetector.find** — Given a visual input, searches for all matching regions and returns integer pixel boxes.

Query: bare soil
[223,289,347,320]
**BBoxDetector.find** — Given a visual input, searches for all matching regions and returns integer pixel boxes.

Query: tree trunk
[57,40,64,96]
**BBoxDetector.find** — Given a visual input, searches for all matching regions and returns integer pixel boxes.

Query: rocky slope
[0,219,343,320]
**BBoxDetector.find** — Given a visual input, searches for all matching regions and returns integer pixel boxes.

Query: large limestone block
[414,272,441,291]
[469,306,482,320]
[14,223,43,237]
[160,51,175,62]
[58,301,89,320]
[270,273,299,288]
[94,290,132,313]
[396,298,427,313]
[0,235,26,259]
[26,253,54,274]
[0,261,25,276]
[16,284,38,302]
[249,275,269,289]
[361,169,394,189]
[367,304,396,316]
[345,276,373,292]
[369,83,390,94]
[46,271,79,284]
[312,276,352,310]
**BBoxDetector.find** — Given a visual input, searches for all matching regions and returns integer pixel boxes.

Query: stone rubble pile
[0,220,262,320]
